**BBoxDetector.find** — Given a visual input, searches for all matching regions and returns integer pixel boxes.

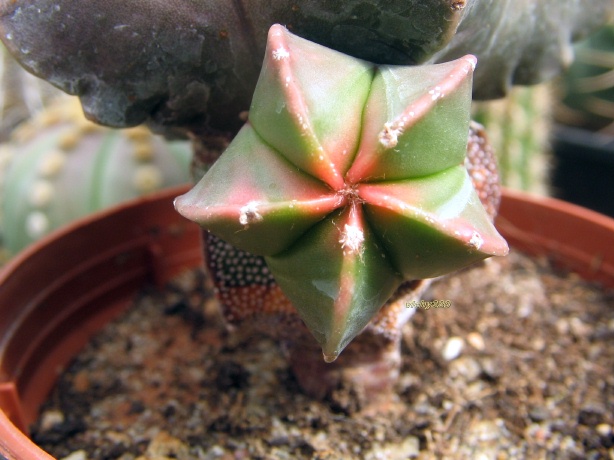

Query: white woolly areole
[239,201,264,226]
[468,231,484,250]
[339,223,364,255]
[378,122,402,149]
[272,47,290,60]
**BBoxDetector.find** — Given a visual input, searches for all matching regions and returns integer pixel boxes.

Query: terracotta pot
[1,187,613,459]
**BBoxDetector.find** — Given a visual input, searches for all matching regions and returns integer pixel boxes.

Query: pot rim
[0,184,201,460]
[497,187,614,287]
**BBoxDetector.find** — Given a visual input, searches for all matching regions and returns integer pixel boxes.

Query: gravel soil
[31,250,614,460]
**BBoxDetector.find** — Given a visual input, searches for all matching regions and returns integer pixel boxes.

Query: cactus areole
[175,25,509,362]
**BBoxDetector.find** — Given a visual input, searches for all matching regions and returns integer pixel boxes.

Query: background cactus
[0,44,61,142]
[550,23,614,217]
[0,0,610,138]
[0,97,192,254]
[555,23,614,133]
[472,85,553,195]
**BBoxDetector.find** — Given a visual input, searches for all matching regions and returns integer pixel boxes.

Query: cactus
[555,24,614,133]
[0,0,612,403]
[0,43,62,142]
[0,0,610,135]
[0,97,192,254]
[175,25,508,361]
[472,85,553,195]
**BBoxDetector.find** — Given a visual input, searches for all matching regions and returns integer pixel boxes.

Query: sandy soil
[31,250,614,460]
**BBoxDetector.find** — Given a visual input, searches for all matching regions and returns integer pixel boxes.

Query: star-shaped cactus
[175,24,508,362]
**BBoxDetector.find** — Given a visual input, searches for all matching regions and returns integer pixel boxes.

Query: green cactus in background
[0,97,192,254]
[555,24,614,133]
[0,43,62,142]
[0,0,610,136]
[472,85,553,195]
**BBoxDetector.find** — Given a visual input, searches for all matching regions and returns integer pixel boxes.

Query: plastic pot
[1,187,614,459]
[0,185,201,460]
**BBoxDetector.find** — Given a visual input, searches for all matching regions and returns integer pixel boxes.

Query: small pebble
[365,436,420,460]
[526,422,550,445]
[569,317,589,337]
[60,450,87,460]
[532,337,546,351]
[480,357,503,379]
[442,336,465,361]
[555,318,570,335]
[139,431,190,460]
[596,423,612,437]
[528,406,549,422]
[442,400,454,411]
[470,419,505,443]
[204,445,227,459]
[467,332,485,351]
[449,356,481,381]
[558,435,578,453]
[578,405,604,426]
[39,409,65,432]
[72,370,90,392]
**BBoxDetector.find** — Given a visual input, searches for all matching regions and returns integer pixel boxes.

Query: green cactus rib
[175,24,508,361]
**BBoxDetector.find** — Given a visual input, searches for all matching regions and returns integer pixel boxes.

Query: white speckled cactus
[0,98,192,254]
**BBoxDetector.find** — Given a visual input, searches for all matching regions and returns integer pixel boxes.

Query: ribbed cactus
[556,24,614,133]
[0,97,192,254]
[0,43,62,142]
[472,85,553,195]
[0,0,612,402]
[175,25,508,360]
[0,0,610,135]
